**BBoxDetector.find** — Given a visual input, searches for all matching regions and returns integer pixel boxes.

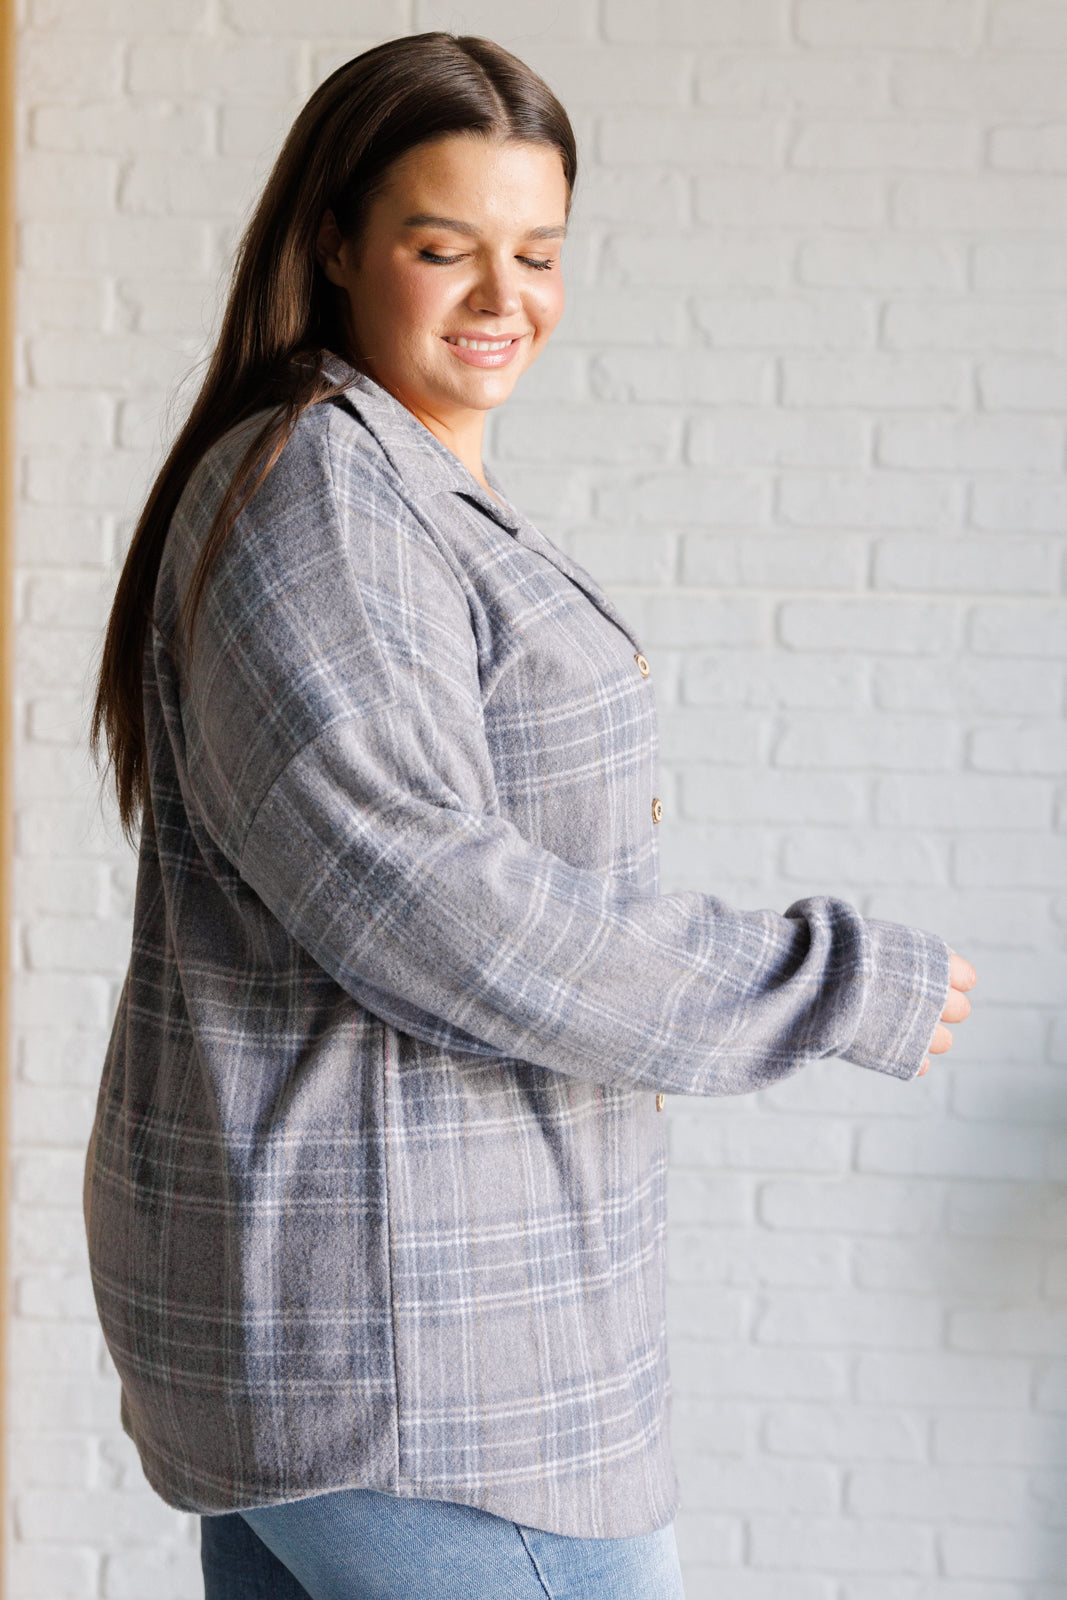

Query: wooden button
[651,797,662,824]
[656,1094,665,1113]
[634,653,650,677]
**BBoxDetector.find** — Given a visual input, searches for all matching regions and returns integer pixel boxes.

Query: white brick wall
[10,1,1067,1596]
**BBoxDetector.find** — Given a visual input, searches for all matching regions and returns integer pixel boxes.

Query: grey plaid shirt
[84,356,950,1538]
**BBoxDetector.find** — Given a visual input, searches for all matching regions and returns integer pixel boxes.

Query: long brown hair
[91,32,577,840]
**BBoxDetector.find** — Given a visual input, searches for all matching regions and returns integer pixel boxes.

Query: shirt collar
[318,350,522,534]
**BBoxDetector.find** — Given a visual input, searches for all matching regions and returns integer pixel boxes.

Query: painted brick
[895,175,1067,231]
[795,0,981,51]
[968,603,1067,658]
[991,125,1067,175]
[935,1410,1067,1465]
[597,470,769,526]
[774,712,957,772]
[972,239,1067,292]
[948,1182,1067,1242]
[754,1289,942,1350]
[688,410,868,470]
[603,0,788,46]
[662,1282,749,1341]
[778,472,964,530]
[16,1490,190,1545]
[848,1465,1027,1524]
[495,403,681,465]
[873,536,1055,596]
[968,723,1067,777]
[680,770,866,826]
[749,1513,935,1575]
[655,708,767,766]
[561,285,687,345]
[781,829,948,888]
[226,0,406,28]
[31,101,211,155]
[683,651,870,711]
[941,1525,1067,1582]
[16,1270,100,1319]
[759,1177,948,1237]
[857,1121,1045,1183]
[765,1403,926,1462]
[990,0,1067,49]
[782,353,968,409]
[8,1546,98,1600]
[882,298,1061,354]
[869,887,1055,950]
[414,0,598,39]
[978,357,1067,410]
[694,292,876,349]
[119,155,256,218]
[698,53,891,111]
[599,110,779,167]
[602,231,785,290]
[856,1351,1031,1409]
[778,601,949,655]
[670,1339,848,1401]
[591,348,771,405]
[875,774,1050,829]
[127,38,299,100]
[872,657,1060,718]
[695,171,886,229]
[668,1397,754,1457]
[20,33,124,98]
[797,235,966,290]
[671,1510,744,1569]
[893,56,1067,117]
[876,415,1063,473]
[791,119,979,171]
[100,1540,203,1600]
[520,45,691,108]
[672,1229,850,1290]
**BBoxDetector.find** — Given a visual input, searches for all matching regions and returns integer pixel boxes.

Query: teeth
[452,337,513,351]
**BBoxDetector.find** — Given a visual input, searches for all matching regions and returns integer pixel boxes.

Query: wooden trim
[0,0,15,1585]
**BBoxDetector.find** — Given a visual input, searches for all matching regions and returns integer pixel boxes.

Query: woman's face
[318,133,569,429]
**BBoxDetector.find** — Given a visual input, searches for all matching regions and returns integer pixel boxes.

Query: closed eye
[418,249,556,271]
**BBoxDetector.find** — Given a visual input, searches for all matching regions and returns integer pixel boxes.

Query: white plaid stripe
[84,358,950,1537]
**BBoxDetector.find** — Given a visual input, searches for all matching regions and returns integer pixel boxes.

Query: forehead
[376,134,570,224]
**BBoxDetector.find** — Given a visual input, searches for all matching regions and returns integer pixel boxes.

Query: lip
[442,333,525,369]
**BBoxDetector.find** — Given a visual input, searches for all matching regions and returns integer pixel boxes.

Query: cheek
[386,263,453,343]
[530,277,565,340]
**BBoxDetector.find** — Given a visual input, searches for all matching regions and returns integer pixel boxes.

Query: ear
[316,209,349,287]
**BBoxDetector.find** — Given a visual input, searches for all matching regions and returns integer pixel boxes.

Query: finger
[927,1023,954,1055]
[948,951,977,991]
[918,1058,929,1076]
[941,987,972,1024]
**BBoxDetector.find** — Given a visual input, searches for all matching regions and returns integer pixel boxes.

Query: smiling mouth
[443,335,521,351]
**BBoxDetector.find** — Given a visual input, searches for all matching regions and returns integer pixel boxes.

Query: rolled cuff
[839,917,952,1081]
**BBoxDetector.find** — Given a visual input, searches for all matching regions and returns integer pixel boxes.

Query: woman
[86,32,975,1600]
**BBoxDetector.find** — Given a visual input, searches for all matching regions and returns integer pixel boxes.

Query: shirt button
[634,653,650,678]
[652,797,663,824]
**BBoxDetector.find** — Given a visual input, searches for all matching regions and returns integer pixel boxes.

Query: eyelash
[418,249,555,271]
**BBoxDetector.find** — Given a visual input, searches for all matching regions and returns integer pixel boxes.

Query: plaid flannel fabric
[84,358,950,1537]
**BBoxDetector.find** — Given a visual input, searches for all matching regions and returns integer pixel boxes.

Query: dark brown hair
[91,32,577,839]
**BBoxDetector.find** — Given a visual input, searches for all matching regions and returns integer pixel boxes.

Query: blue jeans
[201,1486,686,1599]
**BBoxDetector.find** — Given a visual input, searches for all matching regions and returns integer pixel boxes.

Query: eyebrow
[402,213,567,241]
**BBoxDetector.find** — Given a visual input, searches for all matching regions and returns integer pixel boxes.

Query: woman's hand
[917,950,976,1076]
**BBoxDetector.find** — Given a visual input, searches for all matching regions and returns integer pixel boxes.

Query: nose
[466,254,522,319]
